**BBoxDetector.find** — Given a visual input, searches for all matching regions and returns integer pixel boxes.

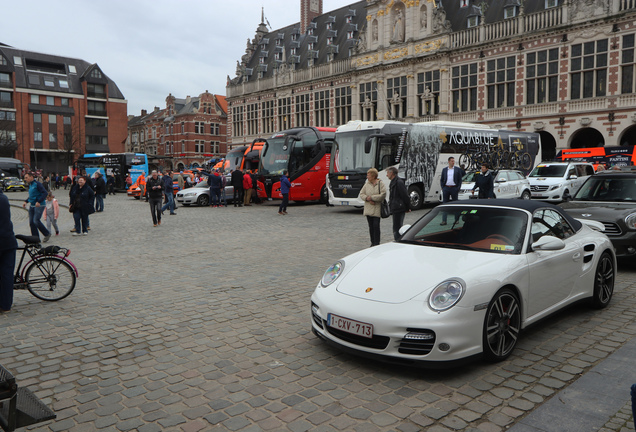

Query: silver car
[176,179,234,206]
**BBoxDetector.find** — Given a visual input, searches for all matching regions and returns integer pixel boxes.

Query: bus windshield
[225,149,245,173]
[334,130,377,173]
[260,138,288,175]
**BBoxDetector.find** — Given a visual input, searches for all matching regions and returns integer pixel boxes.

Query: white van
[528,162,595,202]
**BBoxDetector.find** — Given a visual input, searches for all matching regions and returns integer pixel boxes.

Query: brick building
[127,91,228,172]
[227,0,636,160]
[0,43,127,174]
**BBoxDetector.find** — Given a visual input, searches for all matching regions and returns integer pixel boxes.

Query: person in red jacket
[243,169,253,206]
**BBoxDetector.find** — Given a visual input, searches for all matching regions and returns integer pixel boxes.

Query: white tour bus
[326,120,541,209]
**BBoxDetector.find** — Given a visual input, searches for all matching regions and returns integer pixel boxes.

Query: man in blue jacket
[0,189,17,312]
[22,172,51,242]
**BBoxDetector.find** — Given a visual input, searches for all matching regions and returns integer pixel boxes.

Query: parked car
[527,162,595,202]
[1,176,27,192]
[459,169,531,200]
[560,169,636,258]
[311,200,615,366]
[175,177,234,206]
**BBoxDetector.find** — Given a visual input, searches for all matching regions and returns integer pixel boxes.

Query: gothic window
[452,63,478,112]
[335,87,352,125]
[262,100,275,135]
[527,48,559,104]
[417,70,440,116]
[314,90,330,127]
[571,39,608,99]
[247,103,259,135]
[295,94,310,127]
[487,56,515,109]
[232,106,244,137]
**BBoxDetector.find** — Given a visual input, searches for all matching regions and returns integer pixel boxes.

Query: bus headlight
[429,280,465,312]
[321,261,344,287]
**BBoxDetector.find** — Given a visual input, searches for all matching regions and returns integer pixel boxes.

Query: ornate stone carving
[391,8,405,43]
[579,117,592,127]
[431,3,452,34]
[533,121,545,131]
[570,0,607,22]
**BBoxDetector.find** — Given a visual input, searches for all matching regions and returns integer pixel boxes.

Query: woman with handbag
[358,168,386,247]
[69,176,95,236]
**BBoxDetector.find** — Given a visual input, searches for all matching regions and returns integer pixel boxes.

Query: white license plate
[327,313,373,338]
[340,201,349,205]
[531,192,542,196]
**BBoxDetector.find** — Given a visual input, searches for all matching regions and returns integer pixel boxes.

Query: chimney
[141,109,147,116]
[300,0,322,34]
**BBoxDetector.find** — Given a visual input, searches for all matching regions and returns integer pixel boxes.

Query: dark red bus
[258,127,336,202]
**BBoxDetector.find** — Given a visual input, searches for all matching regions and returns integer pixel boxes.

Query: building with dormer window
[0,42,127,174]
[227,0,636,160]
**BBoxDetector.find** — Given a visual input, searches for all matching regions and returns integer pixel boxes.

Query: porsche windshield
[260,138,289,175]
[335,130,377,172]
[574,176,636,202]
[400,206,528,254]
[529,164,567,177]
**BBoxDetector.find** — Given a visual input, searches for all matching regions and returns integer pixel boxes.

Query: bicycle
[13,235,78,301]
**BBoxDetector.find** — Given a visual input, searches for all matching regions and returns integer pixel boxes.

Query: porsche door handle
[572,252,581,261]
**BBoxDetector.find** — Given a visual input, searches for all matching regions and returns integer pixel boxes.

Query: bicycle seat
[15,235,41,244]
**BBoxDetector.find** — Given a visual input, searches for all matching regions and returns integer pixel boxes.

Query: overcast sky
[4,0,354,116]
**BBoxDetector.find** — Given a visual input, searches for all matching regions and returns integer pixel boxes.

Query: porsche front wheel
[590,251,614,309]
[483,288,521,362]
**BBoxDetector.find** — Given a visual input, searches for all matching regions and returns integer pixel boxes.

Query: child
[42,191,60,236]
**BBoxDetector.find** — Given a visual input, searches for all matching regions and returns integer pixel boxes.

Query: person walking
[0,189,17,313]
[243,169,253,206]
[138,172,147,201]
[220,171,228,207]
[146,170,163,226]
[472,163,495,199]
[161,170,176,215]
[125,174,132,190]
[359,168,386,247]
[42,191,60,237]
[208,171,223,208]
[22,172,51,242]
[107,174,115,195]
[69,176,95,236]
[440,156,463,225]
[386,167,410,240]
[278,170,291,215]
[94,172,107,212]
[231,168,244,207]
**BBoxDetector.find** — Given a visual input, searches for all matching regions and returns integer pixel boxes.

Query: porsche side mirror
[398,225,411,236]
[532,236,565,251]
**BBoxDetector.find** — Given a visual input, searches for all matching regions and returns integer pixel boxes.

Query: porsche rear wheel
[591,251,614,309]
[483,288,521,362]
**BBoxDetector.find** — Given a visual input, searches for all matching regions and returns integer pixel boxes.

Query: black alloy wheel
[591,251,615,309]
[483,288,521,362]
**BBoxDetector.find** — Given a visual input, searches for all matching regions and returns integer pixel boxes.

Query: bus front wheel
[319,185,328,204]
[408,185,423,210]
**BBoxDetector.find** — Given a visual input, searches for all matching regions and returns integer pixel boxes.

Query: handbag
[381,199,391,218]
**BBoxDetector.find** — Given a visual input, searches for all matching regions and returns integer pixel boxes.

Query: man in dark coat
[231,168,244,207]
[146,170,164,226]
[0,190,17,312]
[387,167,411,240]
[94,172,107,212]
[472,163,495,199]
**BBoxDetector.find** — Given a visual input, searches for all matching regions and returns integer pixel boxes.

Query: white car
[528,162,595,202]
[311,200,615,366]
[176,179,235,206]
[459,170,531,200]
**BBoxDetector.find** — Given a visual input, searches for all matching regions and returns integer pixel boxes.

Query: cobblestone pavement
[1,191,635,432]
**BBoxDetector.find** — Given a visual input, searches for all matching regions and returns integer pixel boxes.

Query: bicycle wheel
[521,153,532,170]
[25,257,76,301]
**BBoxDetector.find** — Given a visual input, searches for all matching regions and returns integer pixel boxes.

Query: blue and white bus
[76,153,148,190]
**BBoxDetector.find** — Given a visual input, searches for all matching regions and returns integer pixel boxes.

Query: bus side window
[378,142,394,171]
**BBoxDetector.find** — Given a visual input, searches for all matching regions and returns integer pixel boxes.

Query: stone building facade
[227,0,636,160]
[127,91,228,171]
[0,43,128,174]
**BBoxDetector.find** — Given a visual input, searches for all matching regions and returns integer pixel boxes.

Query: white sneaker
[72,232,80,236]
[82,232,88,235]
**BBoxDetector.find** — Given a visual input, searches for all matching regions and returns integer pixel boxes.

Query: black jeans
[392,211,406,241]
[149,198,162,224]
[366,216,381,246]
[233,187,244,205]
[279,193,289,212]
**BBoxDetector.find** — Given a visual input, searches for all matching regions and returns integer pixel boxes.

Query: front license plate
[327,313,373,338]
[340,201,349,205]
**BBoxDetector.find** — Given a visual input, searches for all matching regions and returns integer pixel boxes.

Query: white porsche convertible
[311,200,616,366]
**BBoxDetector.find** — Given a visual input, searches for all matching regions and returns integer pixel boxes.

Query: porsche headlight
[428,280,465,311]
[321,261,344,287]
[626,213,636,230]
